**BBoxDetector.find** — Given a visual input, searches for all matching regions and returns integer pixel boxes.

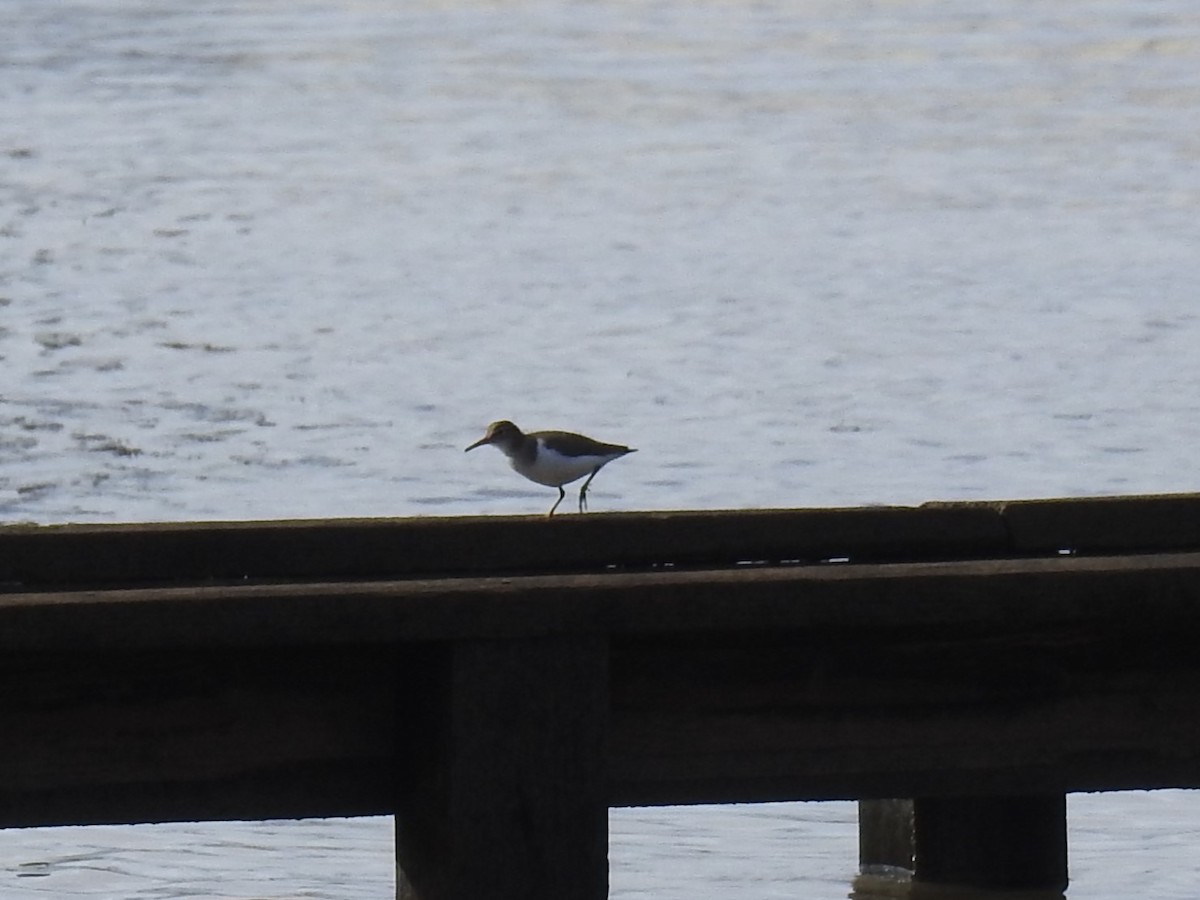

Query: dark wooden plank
[0,552,1198,825]
[0,503,1011,588]
[395,636,608,900]
[913,795,1067,891]
[0,646,395,827]
[3,551,1200,649]
[5,493,1200,590]
[607,571,1200,804]
[1000,494,1200,554]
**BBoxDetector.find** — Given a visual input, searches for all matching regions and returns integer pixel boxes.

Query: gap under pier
[3,493,1200,897]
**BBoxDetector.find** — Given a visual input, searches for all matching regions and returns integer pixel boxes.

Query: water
[3,0,1200,895]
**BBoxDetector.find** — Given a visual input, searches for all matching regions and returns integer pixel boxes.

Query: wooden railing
[3,494,1200,898]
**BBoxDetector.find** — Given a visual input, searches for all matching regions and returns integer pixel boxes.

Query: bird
[465,420,636,516]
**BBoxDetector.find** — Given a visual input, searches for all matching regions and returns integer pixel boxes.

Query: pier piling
[394,637,608,900]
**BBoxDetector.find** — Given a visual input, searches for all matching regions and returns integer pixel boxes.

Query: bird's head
[464,420,522,452]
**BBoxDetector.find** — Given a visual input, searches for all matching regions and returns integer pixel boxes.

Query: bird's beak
[464,435,491,452]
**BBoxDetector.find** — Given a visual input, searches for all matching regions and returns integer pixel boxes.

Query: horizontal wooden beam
[0,550,1199,826]
[0,504,1007,587]
[2,551,1199,649]
[607,605,1200,803]
[999,493,1200,554]
[4,493,1200,589]
[0,645,398,827]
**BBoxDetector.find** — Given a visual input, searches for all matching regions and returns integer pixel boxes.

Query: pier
[3,493,1200,897]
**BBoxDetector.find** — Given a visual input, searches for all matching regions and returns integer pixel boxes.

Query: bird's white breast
[510,439,610,487]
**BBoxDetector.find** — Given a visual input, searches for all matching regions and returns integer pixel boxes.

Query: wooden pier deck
[2,493,1200,897]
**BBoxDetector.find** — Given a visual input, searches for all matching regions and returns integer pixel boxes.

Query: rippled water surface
[4,0,1200,896]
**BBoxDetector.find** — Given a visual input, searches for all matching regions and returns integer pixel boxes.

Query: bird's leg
[547,485,566,517]
[578,467,601,513]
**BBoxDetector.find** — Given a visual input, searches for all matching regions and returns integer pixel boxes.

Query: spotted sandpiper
[465,420,636,516]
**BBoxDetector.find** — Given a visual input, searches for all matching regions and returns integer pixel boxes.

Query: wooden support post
[913,795,1067,892]
[858,799,913,871]
[394,636,609,900]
